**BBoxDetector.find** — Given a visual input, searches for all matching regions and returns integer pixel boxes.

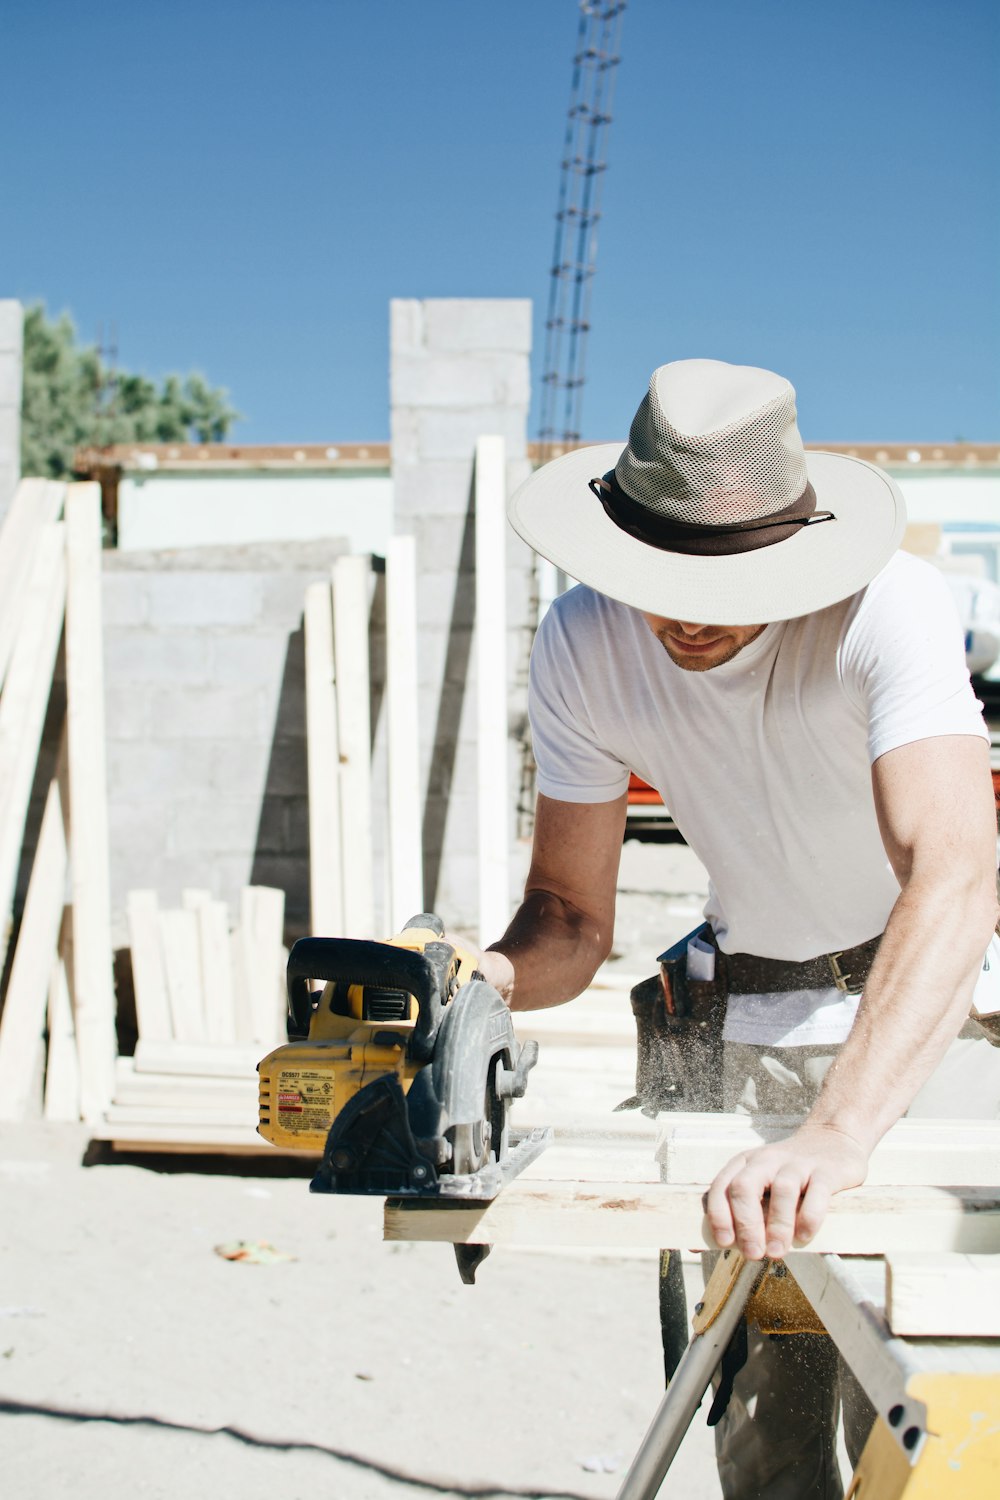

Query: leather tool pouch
[621,923,726,1116]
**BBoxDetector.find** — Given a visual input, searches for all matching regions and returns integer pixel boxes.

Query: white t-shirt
[529,552,990,1044]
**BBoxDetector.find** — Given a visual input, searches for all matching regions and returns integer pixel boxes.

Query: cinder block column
[0,300,23,521]
[389,298,533,935]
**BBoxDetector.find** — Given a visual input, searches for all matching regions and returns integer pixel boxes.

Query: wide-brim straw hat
[509,359,907,625]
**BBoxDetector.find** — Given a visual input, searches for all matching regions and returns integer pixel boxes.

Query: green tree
[20,304,241,478]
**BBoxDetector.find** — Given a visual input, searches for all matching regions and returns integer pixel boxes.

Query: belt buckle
[828,951,856,995]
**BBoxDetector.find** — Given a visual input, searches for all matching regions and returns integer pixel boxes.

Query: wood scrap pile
[93,885,294,1153]
[0,479,117,1125]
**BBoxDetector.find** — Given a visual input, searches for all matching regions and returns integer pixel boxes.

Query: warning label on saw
[276,1069,335,1133]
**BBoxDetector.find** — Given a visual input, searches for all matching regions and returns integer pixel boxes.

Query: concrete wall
[0,300,22,521]
[118,470,393,555]
[389,298,534,935]
[101,539,353,942]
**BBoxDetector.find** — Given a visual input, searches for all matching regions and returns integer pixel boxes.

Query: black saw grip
[285,936,449,1060]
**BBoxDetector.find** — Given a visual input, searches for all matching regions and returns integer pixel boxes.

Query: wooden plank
[92,1128,317,1158]
[229,923,255,1042]
[0,478,65,690]
[384,1180,1000,1254]
[103,1102,258,1127]
[0,521,66,970]
[181,888,212,911]
[514,1003,636,1046]
[64,482,117,1120]
[384,534,423,930]
[133,1039,263,1078]
[112,1058,256,1107]
[44,946,80,1122]
[239,885,285,1046]
[304,579,344,935]
[657,1113,1000,1187]
[332,554,374,938]
[474,434,509,948]
[126,890,171,1044]
[885,1253,1000,1336]
[157,909,204,1043]
[88,1119,302,1150]
[199,899,236,1044]
[0,777,69,1120]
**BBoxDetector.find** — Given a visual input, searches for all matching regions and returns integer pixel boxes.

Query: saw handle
[285,936,446,1040]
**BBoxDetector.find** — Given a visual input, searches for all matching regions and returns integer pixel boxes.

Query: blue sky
[3,0,997,444]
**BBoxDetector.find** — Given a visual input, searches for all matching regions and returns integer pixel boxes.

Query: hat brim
[508,444,907,625]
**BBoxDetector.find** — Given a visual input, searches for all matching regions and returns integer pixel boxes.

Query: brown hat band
[589,470,835,556]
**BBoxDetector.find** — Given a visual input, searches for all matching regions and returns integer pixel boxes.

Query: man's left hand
[704,1125,869,1259]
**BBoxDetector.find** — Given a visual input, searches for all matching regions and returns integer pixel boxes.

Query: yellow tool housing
[257,924,479,1152]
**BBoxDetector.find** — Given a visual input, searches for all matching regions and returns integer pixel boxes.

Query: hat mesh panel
[616,389,809,524]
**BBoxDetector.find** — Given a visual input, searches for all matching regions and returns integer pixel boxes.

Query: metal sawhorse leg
[616,1248,1000,1500]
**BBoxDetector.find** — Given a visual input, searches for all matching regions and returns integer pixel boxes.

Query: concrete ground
[0,1122,725,1500]
[0,841,876,1500]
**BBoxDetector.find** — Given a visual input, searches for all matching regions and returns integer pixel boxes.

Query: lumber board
[112,1059,256,1108]
[520,1141,660,1185]
[95,1132,317,1158]
[89,1119,311,1152]
[133,1038,263,1078]
[0,478,65,691]
[474,434,509,947]
[103,1102,259,1128]
[0,777,69,1120]
[884,1252,1000,1336]
[158,908,204,1042]
[384,535,423,930]
[229,923,255,1042]
[199,899,236,1044]
[65,483,116,1120]
[126,890,171,1044]
[304,578,343,935]
[44,949,80,1122]
[0,521,66,970]
[513,999,635,1048]
[181,888,212,910]
[657,1113,1000,1187]
[384,1180,1000,1254]
[332,554,374,938]
[239,885,285,1046]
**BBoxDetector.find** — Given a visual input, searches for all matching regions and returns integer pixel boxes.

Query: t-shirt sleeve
[840,555,988,764]
[528,597,631,803]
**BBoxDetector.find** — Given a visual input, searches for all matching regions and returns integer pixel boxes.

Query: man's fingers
[793,1173,834,1246]
[718,1162,777,1259]
[762,1167,806,1258]
[704,1154,749,1248]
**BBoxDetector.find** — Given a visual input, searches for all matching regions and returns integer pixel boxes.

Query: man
[475,359,999,1499]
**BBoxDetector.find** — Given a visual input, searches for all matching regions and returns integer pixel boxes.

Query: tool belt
[620,925,883,1117]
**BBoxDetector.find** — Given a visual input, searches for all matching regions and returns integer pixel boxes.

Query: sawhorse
[618,1248,1000,1498]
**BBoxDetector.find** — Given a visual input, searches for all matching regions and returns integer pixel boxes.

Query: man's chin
[661,638,746,672]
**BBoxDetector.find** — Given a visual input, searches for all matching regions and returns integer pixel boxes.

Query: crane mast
[537,1,626,465]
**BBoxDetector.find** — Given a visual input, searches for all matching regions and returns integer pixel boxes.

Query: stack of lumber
[93,885,299,1153]
[0,479,117,1125]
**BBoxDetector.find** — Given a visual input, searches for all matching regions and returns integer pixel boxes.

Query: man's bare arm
[706,734,999,1259]
[477,791,627,1010]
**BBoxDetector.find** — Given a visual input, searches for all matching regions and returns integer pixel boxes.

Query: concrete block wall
[389,298,535,935]
[101,539,351,941]
[0,300,23,522]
